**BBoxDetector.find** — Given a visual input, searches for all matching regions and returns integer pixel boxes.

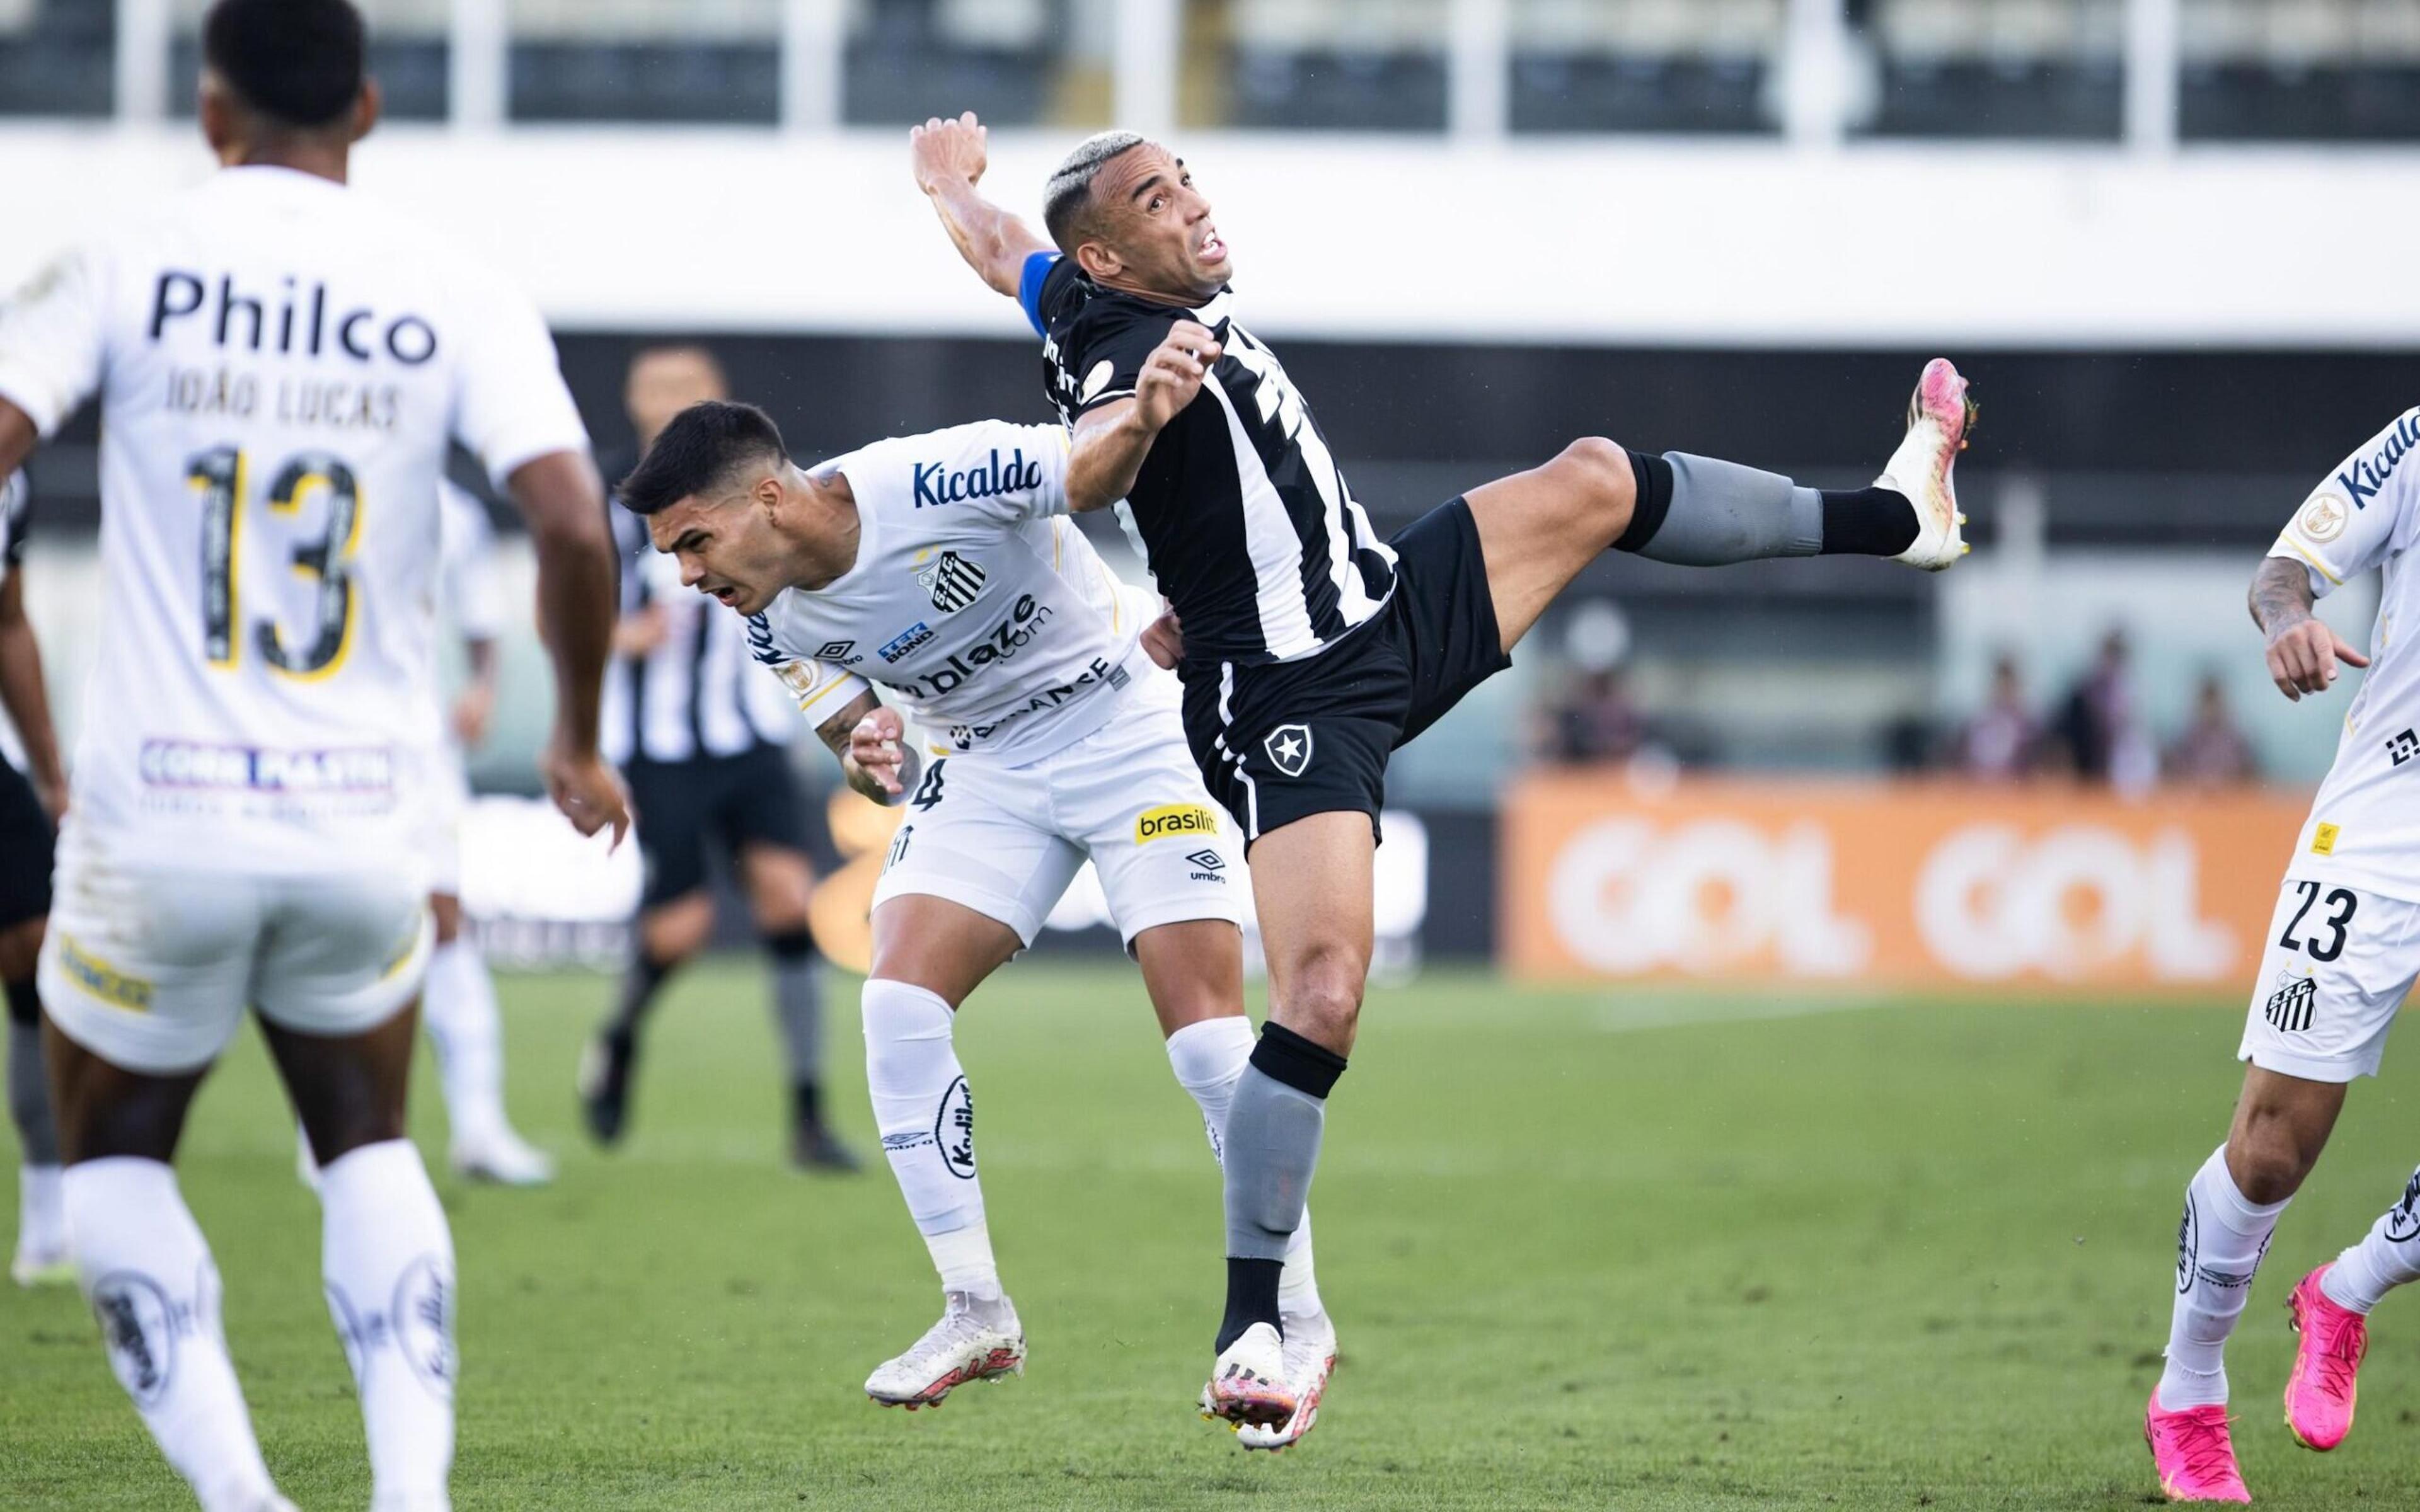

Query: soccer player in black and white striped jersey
[913,112,1976,1433]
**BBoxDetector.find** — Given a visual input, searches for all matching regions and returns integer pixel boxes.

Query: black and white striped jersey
[0,471,25,581]
[1022,253,1397,667]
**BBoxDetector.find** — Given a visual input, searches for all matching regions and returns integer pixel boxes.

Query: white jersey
[749,418,1168,761]
[0,165,588,874]
[2271,404,2420,901]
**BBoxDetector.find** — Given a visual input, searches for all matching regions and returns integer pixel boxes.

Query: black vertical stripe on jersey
[1128,397,1269,660]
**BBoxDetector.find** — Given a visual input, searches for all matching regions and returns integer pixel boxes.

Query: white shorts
[40,832,434,1075]
[2238,875,2420,1083]
[872,697,1247,948]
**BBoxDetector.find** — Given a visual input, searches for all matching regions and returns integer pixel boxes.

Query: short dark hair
[1043,130,1146,255]
[203,0,366,130]
[616,400,788,517]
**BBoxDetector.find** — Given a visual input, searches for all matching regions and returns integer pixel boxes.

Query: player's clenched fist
[2266,616,2370,701]
[542,739,633,847]
[848,704,913,801]
[910,111,988,194]
[1135,321,1221,432]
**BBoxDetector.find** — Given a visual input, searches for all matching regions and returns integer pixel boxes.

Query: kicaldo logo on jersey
[1501,777,2312,992]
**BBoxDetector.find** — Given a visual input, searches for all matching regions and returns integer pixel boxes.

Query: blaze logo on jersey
[2265,972,2317,1033]
[1264,723,1314,777]
[914,550,988,614]
[1136,804,1219,843]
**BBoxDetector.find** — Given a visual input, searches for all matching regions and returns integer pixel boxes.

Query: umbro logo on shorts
[915,551,988,614]
[1185,849,1224,872]
[1264,723,1313,777]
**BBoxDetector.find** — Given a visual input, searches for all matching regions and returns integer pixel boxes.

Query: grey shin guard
[1629,452,1823,566]
[766,934,824,1084]
[1223,1066,1325,1263]
[6,1014,57,1166]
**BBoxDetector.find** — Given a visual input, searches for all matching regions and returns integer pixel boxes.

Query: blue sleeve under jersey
[1017,250,1059,339]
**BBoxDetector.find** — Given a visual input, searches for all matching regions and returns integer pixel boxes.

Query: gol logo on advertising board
[1502,777,2307,990]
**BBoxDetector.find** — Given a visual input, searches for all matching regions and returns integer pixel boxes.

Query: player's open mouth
[712,586,737,605]
[1198,231,1226,263]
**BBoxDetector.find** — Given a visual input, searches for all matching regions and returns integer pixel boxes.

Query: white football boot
[1199,1320,1296,1431]
[1879,357,1977,572]
[451,1125,556,1188]
[1235,1310,1339,1452]
[865,1293,1025,1409]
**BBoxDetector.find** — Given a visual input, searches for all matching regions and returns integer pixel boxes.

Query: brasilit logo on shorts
[1134,805,1219,843]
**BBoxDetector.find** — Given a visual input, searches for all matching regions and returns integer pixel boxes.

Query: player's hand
[451,682,496,748]
[910,112,988,195]
[32,773,66,824]
[541,739,633,849]
[2266,616,2370,701]
[1142,609,1184,670]
[848,706,910,798]
[1134,322,1221,433]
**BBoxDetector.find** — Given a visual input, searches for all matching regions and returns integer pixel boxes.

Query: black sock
[1613,448,1676,553]
[4,976,35,1027]
[607,951,676,1040]
[1217,1257,1287,1353]
[791,1078,822,1127]
[1818,486,1918,557]
[1249,1022,1348,1098]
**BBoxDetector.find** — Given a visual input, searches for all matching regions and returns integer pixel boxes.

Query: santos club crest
[914,551,988,614]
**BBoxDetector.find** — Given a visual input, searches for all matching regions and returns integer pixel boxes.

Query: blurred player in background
[580,345,858,1171]
[0,3,626,1507]
[0,466,70,1285]
[2141,406,2420,1503]
[617,399,1333,1446]
[914,110,1973,1430]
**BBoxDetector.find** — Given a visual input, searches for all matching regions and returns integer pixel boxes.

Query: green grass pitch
[6,962,2420,1509]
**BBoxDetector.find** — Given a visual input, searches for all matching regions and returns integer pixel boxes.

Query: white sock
[862,978,998,1298]
[2320,1166,2420,1315]
[19,1161,65,1256]
[64,1158,280,1512]
[2159,1145,2288,1409]
[1164,1016,1323,1319]
[421,936,505,1149]
[319,1140,456,1512]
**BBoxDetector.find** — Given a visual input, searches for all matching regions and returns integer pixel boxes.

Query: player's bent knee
[1533,436,1637,544]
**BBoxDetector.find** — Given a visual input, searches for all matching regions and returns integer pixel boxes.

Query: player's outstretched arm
[507,448,632,843]
[1065,322,1222,513]
[912,112,1051,299]
[817,692,920,807]
[2250,555,2368,701]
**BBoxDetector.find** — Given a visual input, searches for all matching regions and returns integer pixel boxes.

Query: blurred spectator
[1536,665,1651,765]
[1956,653,2040,781]
[2165,673,2259,788]
[2051,627,2158,794]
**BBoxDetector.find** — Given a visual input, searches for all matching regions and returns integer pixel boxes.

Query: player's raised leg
[2146,1068,2340,1502]
[1143,920,1335,1450]
[858,895,1028,1409]
[2283,1166,2420,1453]
[1467,359,1974,663]
[44,993,289,1512]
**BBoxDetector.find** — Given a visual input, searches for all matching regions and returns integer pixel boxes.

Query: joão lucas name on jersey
[913,449,1045,509]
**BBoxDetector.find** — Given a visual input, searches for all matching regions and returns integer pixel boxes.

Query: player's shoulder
[827,421,1056,509]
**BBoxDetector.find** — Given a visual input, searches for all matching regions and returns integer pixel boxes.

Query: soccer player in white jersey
[2141,407,2420,1503]
[0,4,627,1508]
[0,467,71,1285]
[614,400,1337,1448]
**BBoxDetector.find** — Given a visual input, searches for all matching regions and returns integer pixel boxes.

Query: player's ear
[349,78,383,144]
[197,73,239,158]
[1074,236,1122,282]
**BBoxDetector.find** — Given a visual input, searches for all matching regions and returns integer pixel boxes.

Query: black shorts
[0,755,54,930]
[1179,497,1509,848]
[625,742,811,910]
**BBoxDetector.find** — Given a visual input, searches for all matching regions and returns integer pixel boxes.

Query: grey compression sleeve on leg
[766,931,823,1083]
[1223,1066,1325,1263]
[7,1012,58,1165]
[1624,452,1823,566]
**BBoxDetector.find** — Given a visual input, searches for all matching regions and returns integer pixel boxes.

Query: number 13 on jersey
[187,445,364,679]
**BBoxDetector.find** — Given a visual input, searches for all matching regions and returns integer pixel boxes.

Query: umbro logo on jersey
[2389,728,2419,767]
[1264,724,1313,777]
[879,622,935,663]
[915,551,988,614]
[817,639,856,662]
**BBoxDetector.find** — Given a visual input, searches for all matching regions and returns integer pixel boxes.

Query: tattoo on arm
[815,690,882,762]
[2249,556,2317,636]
